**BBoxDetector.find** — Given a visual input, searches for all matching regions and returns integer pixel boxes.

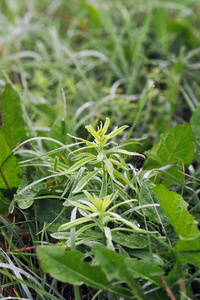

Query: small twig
[159,273,176,300]
[11,245,38,252]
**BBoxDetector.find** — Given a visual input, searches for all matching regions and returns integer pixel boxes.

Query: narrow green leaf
[85,124,100,141]
[104,158,115,182]
[60,155,96,175]
[58,215,98,231]
[153,184,199,238]
[100,173,107,198]
[190,104,200,162]
[113,169,136,190]
[67,133,94,146]
[72,169,99,193]
[83,190,97,206]
[101,117,110,135]
[109,158,128,170]
[37,246,133,298]
[109,212,149,233]
[0,84,26,149]
[69,167,85,196]
[104,226,114,250]
[71,145,99,155]
[0,269,60,300]
[63,199,95,212]
[108,125,128,138]
[107,199,136,212]
[106,148,145,158]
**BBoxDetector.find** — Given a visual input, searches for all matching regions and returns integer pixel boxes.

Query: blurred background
[0,0,200,145]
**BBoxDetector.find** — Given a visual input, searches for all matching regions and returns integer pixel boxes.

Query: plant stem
[74,286,81,300]
[70,207,81,300]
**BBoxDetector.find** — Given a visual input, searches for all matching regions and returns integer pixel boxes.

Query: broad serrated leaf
[37,246,133,298]
[125,257,164,287]
[37,198,70,226]
[0,84,26,149]
[176,234,200,266]
[153,184,199,239]
[0,133,22,189]
[0,132,12,165]
[190,104,200,162]
[0,191,11,214]
[92,244,144,299]
[140,180,168,225]
[111,231,148,249]
[93,245,164,289]
[129,250,164,266]
[145,124,194,182]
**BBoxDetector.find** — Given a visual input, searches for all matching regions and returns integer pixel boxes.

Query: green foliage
[93,244,164,288]
[1,0,200,299]
[14,176,37,209]
[190,105,200,162]
[37,243,166,299]
[0,84,26,150]
[0,132,22,190]
[154,184,199,239]
[145,123,194,183]
[58,191,148,235]
[154,185,200,267]
[111,231,148,249]
[176,234,200,266]
[37,245,133,299]
[139,180,167,224]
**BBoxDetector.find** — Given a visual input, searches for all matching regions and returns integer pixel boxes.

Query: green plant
[1,1,200,299]
[35,119,199,299]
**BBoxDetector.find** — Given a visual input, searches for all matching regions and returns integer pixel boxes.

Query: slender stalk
[127,84,154,140]
[70,207,81,300]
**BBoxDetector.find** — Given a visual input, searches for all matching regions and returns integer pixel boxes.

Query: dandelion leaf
[1,84,26,150]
